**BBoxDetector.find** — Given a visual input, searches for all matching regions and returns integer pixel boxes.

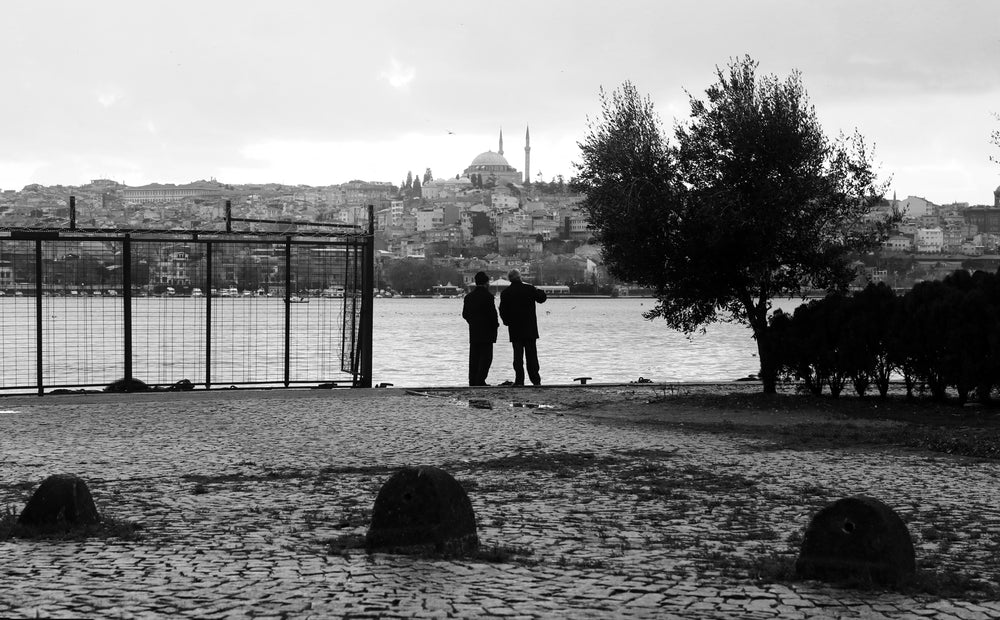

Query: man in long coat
[462,271,498,386]
[498,269,547,386]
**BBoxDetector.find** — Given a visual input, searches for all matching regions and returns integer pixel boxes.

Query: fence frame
[0,199,375,394]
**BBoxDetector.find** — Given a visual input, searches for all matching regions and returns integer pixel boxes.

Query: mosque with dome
[462,127,531,186]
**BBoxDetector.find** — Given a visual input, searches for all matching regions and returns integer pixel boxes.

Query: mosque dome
[462,130,524,185]
[470,151,511,168]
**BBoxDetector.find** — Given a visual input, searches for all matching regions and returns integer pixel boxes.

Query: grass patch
[712,549,999,599]
[906,568,1000,599]
[643,393,1000,460]
[615,462,758,497]
[323,532,537,565]
[460,451,619,472]
[180,464,398,493]
[0,506,143,541]
[756,423,1000,460]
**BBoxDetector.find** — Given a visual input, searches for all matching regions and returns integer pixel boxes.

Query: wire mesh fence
[0,229,371,394]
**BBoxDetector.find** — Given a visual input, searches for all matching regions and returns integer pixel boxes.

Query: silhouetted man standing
[499,269,547,386]
[462,271,498,386]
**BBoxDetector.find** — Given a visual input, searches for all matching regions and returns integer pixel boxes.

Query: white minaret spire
[498,127,504,156]
[524,125,531,185]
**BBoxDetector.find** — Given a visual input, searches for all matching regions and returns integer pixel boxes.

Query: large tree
[575,56,894,393]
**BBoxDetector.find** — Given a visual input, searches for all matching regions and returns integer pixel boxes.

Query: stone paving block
[0,392,998,618]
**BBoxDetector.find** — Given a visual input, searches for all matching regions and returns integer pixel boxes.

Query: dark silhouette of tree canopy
[384,258,462,295]
[575,56,895,393]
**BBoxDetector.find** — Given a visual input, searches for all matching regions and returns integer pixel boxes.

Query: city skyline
[1,0,999,206]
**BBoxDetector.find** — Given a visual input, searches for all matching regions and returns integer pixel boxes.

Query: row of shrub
[770,270,1000,403]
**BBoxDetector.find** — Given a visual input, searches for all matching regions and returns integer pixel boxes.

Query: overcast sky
[2,0,999,205]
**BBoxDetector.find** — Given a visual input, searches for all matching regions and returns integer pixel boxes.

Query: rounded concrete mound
[796,495,915,587]
[366,465,478,554]
[18,473,101,528]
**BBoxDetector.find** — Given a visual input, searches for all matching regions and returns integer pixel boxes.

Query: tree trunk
[756,327,778,394]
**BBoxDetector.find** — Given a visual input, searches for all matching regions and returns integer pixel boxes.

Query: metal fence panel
[0,226,371,394]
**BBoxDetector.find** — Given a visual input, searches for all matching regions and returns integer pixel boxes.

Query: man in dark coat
[462,271,498,386]
[498,268,547,386]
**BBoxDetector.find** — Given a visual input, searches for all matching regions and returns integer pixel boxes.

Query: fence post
[358,205,375,388]
[225,200,232,233]
[69,195,76,231]
[34,239,44,396]
[205,242,212,389]
[284,237,292,387]
[122,235,132,384]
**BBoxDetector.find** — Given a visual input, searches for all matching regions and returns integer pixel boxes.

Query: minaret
[524,126,531,185]
[498,127,504,156]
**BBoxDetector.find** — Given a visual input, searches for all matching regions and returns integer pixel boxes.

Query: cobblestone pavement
[0,386,998,619]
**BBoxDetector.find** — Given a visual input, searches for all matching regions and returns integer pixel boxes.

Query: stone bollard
[366,465,478,554]
[18,474,101,528]
[796,495,915,587]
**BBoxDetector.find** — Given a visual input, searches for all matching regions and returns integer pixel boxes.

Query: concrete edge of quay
[0,380,766,406]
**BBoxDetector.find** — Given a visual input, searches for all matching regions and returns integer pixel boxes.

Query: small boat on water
[288,296,309,303]
[191,288,204,297]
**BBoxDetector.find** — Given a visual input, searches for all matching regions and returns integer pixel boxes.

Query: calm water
[0,296,801,390]
[373,297,801,387]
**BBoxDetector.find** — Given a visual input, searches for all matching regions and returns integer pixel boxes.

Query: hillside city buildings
[0,129,608,293]
[2,129,1000,293]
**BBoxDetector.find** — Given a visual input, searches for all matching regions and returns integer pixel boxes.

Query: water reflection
[373,297,803,388]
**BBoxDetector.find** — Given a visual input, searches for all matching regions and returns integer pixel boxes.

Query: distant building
[915,227,944,253]
[882,235,913,252]
[897,195,935,219]
[415,208,443,231]
[421,177,473,200]
[964,207,1000,235]
[122,180,223,204]
[463,128,526,186]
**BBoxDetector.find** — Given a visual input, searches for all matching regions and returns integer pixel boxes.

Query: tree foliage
[384,258,462,295]
[575,56,895,393]
[774,274,1000,405]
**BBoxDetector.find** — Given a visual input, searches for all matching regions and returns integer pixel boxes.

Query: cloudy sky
[2,0,999,204]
